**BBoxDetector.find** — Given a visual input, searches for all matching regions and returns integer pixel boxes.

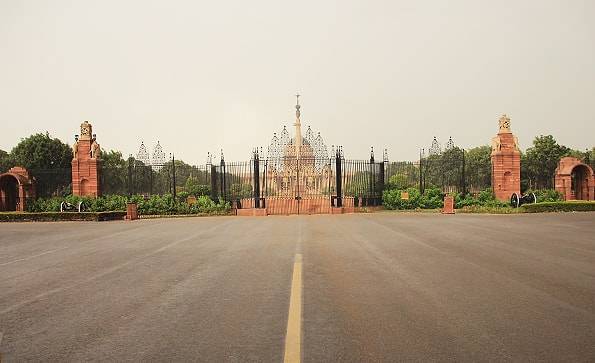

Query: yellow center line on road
[283,253,303,363]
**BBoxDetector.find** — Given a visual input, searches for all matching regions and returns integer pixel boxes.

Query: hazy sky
[1,0,593,164]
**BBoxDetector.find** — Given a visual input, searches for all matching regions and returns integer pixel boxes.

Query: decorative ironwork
[151,141,166,171]
[429,137,441,155]
[445,136,455,150]
[265,109,329,170]
[136,141,150,166]
[263,99,332,202]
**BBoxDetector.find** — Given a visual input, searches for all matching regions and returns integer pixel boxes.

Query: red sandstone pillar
[491,115,521,201]
[72,121,102,197]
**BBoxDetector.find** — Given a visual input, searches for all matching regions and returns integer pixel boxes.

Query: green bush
[383,187,420,210]
[521,201,595,213]
[454,188,508,209]
[184,177,210,197]
[383,187,511,210]
[382,187,443,210]
[526,189,563,203]
[26,194,231,216]
[420,187,443,209]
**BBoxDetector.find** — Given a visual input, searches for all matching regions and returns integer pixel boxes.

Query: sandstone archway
[0,175,19,211]
[555,157,594,201]
[0,167,36,211]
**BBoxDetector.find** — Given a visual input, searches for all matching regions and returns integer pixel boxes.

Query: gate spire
[294,93,302,160]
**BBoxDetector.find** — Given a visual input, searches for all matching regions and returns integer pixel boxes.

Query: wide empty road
[1,213,594,362]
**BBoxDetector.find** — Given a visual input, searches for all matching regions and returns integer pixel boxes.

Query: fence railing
[9,147,588,204]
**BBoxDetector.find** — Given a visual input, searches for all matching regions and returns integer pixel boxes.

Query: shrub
[454,193,480,208]
[454,188,507,209]
[526,189,563,203]
[383,187,512,210]
[383,187,421,210]
[521,201,595,213]
[382,187,443,210]
[26,194,231,216]
[419,187,443,209]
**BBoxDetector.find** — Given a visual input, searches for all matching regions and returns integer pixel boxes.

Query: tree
[10,132,72,170]
[184,176,210,197]
[465,145,492,192]
[9,133,73,196]
[421,147,464,192]
[586,147,595,167]
[100,150,128,195]
[522,135,568,189]
[386,162,419,190]
[0,149,11,173]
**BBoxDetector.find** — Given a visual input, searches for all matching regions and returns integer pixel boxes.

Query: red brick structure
[554,157,594,201]
[126,203,139,220]
[0,166,36,211]
[72,121,102,197]
[491,115,521,201]
[442,195,455,214]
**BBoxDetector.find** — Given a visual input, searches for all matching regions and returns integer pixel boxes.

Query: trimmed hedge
[383,187,508,210]
[521,201,595,213]
[0,211,127,222]
[27,194,231,215]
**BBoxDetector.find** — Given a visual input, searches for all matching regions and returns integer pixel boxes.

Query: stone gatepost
[491,114,521,201]
[72,121,102,197]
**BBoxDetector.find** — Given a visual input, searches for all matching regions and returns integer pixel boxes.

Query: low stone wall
[0,211,127,222]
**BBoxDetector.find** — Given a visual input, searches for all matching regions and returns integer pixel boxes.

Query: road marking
[284,254,303,363]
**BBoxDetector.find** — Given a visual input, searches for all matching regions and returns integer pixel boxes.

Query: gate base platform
[236,208,267,217]
[234,206,384,216]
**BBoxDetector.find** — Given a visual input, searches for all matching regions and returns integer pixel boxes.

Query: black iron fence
[384,147,493,196]
[13,144,590,205]
[16,150,482,203]
[28,168,72,198]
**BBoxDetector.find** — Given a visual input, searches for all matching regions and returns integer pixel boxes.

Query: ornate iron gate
[263,156,334,215]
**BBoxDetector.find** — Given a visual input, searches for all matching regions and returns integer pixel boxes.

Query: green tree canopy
[101,150,128,195]
[465,145,492,191]
[10,132,71,170]
[522,135,571,189]
[421,147,464,192]
[386,162,419,190]
[0,149,11,173]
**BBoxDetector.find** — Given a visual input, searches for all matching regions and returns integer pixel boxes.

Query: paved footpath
[0,213,594,362]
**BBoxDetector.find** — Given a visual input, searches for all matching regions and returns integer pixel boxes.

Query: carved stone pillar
[491,115,521,201]
[72,121,102,197]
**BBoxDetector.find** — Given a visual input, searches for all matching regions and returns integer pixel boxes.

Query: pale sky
[1,0,593,164]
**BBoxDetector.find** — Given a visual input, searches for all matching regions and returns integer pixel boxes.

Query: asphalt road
[0,212,594,362]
